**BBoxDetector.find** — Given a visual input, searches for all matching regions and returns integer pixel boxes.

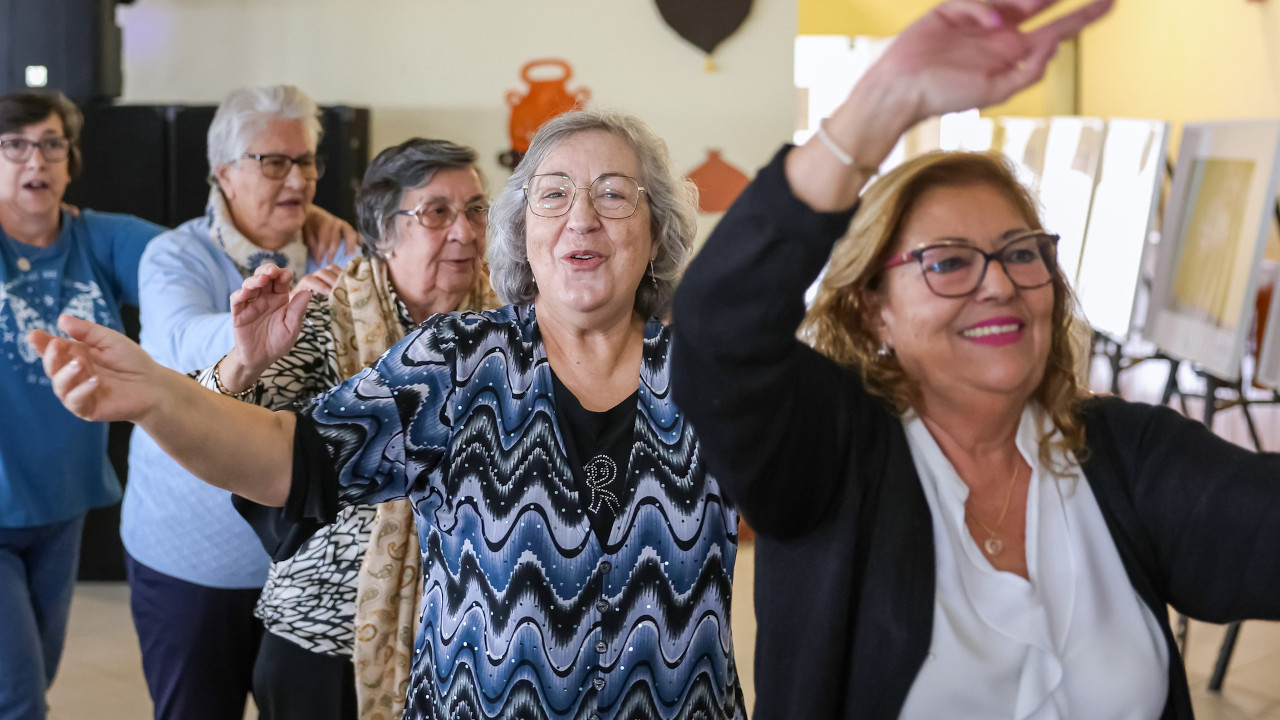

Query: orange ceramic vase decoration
[501,59,590,168]
[687,149,750,213]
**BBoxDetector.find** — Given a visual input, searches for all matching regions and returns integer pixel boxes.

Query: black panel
[0,0,121,104]
[64,105,170,226]
[315,106,371,223]
[169,105,218,227]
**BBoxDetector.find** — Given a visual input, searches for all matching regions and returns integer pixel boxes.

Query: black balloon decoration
[655,0,754,58]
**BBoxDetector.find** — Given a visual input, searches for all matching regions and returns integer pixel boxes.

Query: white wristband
[817,117,879,177]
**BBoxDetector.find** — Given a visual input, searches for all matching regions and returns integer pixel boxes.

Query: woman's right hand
[31,315,168,424]
[223,263,312,390]
[791,0,1114,211]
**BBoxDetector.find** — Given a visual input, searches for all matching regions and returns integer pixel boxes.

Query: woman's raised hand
[790,0,1114,211]
[879,0,1114,129]
[223,264,312,388]
[30,315,167,424]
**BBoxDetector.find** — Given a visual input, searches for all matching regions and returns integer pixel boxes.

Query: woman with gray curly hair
[35,109,747,720]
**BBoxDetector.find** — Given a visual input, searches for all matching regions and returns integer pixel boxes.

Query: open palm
[230,264,311,375]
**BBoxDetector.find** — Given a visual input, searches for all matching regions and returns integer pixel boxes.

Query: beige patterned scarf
[206,188,307,276]
[330,254,497,720]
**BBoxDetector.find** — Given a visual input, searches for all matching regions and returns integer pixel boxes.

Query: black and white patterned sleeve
[192,295,340,410]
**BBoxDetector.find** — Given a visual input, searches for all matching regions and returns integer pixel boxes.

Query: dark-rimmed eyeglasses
[0,136,70,164]
[523,173,646,219]
[882,231,1060,298]
[394,199,489,230]
[241,153,325,181]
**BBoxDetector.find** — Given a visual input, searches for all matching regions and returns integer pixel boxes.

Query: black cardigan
[671,146,1280,719]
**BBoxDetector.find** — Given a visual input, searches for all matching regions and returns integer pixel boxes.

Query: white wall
[117,0,797,232]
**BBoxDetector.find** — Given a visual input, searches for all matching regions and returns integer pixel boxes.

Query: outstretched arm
[31,315,295,506]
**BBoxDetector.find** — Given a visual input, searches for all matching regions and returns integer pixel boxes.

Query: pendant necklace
[967,460,1021,557]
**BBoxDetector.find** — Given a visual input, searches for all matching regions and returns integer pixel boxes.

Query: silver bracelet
[816,117,879,177]
[212,355,255,400]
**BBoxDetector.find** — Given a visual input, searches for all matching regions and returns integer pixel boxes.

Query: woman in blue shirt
[0,91,165,720]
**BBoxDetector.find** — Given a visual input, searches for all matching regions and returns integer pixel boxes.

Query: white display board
[1074,119,1169,340]
[1037,117,1107,284]
[996,117,1049,194]
[1145,120,1280,382]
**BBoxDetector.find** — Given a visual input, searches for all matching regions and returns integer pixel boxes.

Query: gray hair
[355,138,484,258]
[488,109,698,318]
[206,85,322,180]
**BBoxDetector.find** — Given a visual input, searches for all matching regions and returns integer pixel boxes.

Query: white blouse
[898,405,1169,720]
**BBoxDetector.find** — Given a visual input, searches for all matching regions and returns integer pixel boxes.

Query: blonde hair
[799,151,1086,469]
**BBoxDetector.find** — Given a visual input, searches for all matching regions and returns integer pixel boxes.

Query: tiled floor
[46,350,1280,719]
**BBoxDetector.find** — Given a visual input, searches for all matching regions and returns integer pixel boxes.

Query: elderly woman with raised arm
[193,138,496,720]
[0,91,165,720]
[121,84,358,720]
[671,1,1280,719]
[35,110,744,720]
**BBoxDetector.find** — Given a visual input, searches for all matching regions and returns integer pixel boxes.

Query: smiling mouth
[567,253,599,261]
[961,323,1021,338]
[22,180,50,191]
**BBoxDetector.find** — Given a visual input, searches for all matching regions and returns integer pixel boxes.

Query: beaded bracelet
[213,355,255,401]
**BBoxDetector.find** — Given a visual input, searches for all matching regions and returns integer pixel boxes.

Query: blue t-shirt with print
[0,209,164,527]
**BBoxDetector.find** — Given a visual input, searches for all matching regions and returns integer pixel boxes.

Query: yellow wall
[1080,0,1280,130]
[798,0,1105,118]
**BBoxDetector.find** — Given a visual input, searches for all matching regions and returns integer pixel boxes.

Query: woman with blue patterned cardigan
[34,110,745,720]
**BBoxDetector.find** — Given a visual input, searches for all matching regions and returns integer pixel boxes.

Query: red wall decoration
[500,59,590,170]
[687,149,750,213]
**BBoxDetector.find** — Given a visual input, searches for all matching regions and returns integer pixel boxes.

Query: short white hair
[206,85,322,178]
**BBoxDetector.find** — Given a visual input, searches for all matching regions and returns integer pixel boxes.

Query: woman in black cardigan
[673,0,1280,718]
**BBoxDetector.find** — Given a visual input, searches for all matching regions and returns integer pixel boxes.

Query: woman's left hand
[303,205,360,264]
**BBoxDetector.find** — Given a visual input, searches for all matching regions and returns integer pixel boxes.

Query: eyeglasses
[0,136,70,164]
[394,199,489,229]
[882,231,1060,298]
[523,173,646,219]
[241,153,325,181]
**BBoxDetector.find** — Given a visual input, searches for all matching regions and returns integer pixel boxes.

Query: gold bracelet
[212,355,255,400]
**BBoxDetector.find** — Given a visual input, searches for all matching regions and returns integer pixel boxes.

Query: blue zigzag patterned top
[296,304,745,720]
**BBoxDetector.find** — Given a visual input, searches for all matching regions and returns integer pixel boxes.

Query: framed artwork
[1074,119,1169,340]
[1144,120,1280,382]
[1037,117,1107,284]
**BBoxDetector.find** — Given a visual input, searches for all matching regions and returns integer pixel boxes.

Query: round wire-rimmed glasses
[394,199,489,229]
[0,136,70,164]
[882,231,1060,298]
[523,173,646,219]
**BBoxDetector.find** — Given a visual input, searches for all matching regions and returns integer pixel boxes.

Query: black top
[550,370,639,542]
[671,145,1280,720]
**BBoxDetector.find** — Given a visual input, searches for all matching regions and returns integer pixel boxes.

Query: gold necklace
[966,460,1021,557]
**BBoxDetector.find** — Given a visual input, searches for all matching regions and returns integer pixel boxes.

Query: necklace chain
[966,458,1021,556]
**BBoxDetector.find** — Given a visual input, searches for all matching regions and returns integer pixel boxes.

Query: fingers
[56,314,117,347]
[988,0,1058,24]
[284,288,312,330]
[936,0,1004,29]
[1027,0,1114,45]
[28,328,55,355]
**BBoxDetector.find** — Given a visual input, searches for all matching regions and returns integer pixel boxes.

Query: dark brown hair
[0,92,84,177]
